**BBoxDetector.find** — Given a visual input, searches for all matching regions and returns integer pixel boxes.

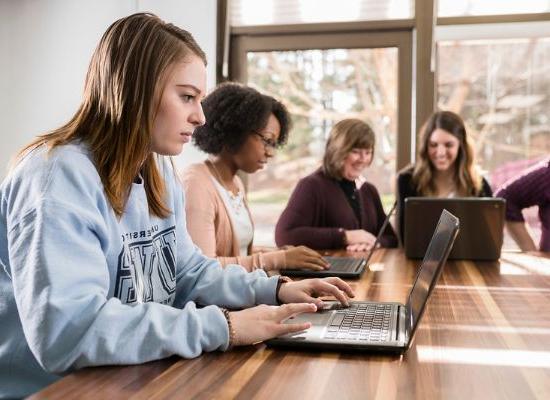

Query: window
[438,0,550,18]
[246,48,399,244]
[230,0,414,27]
[226,0,550,249]
[231,30,411,245]
[437,34,550,248]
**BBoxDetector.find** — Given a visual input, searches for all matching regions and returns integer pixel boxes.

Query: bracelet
[275,275,292,304]
[220,308,236,350]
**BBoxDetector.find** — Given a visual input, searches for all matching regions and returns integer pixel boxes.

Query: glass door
[231,30,412,245]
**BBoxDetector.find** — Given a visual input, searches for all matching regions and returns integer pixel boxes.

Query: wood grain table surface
[30,249,550,400]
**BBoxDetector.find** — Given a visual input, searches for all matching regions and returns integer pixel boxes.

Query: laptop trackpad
[286,311,332,325]
[281,310,333,339]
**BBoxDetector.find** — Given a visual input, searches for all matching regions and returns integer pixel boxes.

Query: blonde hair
[322,119,375,180]
[413,111,482,196]
[15,13,206,218]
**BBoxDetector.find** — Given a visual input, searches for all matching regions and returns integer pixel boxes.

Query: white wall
[0,0,215,178]
[138,0,214,170]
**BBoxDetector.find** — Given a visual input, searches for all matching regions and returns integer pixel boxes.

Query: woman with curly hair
[181,82,329,272]
[396,111,492,242]
[275,118,398,252]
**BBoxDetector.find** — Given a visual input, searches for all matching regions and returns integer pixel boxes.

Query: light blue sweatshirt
[0,143,278,399]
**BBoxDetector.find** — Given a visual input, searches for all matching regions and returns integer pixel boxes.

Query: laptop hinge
[395,306,400,341]
[398,305,409,344]
[356,259,367,272]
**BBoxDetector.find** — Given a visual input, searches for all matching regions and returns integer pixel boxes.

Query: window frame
[229,23,413,171]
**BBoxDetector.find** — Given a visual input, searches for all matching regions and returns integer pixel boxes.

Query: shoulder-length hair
[412,111,482,196]
[15,13,206,218]
[322,118,375,180]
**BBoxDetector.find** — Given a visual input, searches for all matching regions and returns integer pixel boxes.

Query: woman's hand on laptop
[345,229,376,249]
[229,303,317,346]
[346,242,374,252]
[277,277,355,308]
[282,246,329,270]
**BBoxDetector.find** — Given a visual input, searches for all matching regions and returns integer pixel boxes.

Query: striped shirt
[495,158,550,251]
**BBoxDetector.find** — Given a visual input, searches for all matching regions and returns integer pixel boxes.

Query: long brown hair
[15,13,206,218]
[412,111,482,196]
[322,119,375,180]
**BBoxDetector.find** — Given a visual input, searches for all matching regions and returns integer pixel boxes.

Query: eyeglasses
[254,132,278,150]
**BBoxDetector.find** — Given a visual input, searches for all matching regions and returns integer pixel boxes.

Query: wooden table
[30,249,550,400]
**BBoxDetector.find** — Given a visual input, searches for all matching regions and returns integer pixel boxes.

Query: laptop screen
[365,201,397,264]
[405,210,459,341]
[404,197,504,260]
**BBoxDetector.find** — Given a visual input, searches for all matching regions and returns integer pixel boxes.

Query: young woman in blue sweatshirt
[0,13,354,399]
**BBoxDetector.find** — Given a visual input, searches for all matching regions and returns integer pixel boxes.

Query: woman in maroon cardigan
[275,119,398,251]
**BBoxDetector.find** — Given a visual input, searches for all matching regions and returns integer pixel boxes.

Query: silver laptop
[404,197,504,260]
[282,202,397,279]
[267,209,459,353]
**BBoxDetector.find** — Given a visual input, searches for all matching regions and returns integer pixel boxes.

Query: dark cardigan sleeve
[364,183,398,248]
[495,161,550,222]
[275,177,346,249]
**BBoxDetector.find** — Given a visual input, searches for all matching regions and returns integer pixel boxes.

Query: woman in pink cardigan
[181,82,328,272]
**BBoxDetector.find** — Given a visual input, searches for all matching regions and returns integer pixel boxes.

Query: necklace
[434,173,457,198]
[206,159,244,213]
[206,160,238,194]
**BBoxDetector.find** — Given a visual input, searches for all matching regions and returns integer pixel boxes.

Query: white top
[211,177,254,256]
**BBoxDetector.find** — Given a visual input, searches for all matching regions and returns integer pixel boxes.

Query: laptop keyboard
[324,257,363,272]
[323,303,393,342]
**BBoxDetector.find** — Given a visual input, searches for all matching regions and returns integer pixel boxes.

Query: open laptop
[282,202,397,279]
[267,209,459,353]
[404,197,504,260]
